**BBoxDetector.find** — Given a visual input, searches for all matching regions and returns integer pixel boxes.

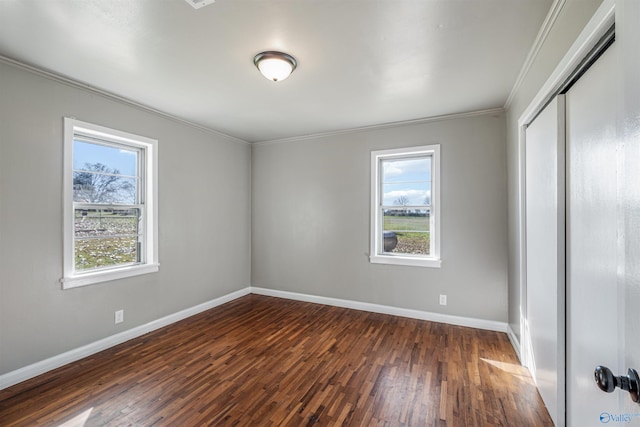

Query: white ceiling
[0,0,552,143]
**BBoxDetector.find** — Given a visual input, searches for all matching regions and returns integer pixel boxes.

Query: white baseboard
[507,324,522,363]
[0,287,251,391]
[1,285,510,391]
[251,287,508,333]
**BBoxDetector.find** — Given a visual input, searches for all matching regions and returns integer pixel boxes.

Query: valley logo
[599,412,640,424]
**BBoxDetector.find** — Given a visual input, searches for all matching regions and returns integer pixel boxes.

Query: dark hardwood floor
[0,295,552,426]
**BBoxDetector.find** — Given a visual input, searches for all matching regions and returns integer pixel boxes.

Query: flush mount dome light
[253,51,297,82]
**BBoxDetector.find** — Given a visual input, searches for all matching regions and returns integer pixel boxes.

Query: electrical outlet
[439,295,447,306]
[115,309,124,324]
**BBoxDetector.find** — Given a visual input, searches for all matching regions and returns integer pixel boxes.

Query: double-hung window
[370,145,441,268]
[62,118,158,288]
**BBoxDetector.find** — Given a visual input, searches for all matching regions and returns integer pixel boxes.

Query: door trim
[516,0,615,422]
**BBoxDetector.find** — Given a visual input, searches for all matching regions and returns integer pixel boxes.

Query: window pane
[75,236,139,271]
[75,208,140,238]
[382,157,431,183]
[383,208,430,255]
[73,140,139,204]
[383,208,430,231]
[382,181,431,206]
[387,231,430,255]
[74,140,138,177]
[74,208,141,271]
[73,172,137,204]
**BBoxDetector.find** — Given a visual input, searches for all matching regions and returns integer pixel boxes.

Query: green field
[75,237,138,270]
[384,214,430,255]
[74,209,139,270]
[383,215,430,231]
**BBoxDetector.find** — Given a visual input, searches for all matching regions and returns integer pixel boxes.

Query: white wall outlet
[115,309,124,324]
[439,295,447,306]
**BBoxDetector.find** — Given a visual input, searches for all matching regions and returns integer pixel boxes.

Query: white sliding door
[565,42,620,427]
[525,95,566,426]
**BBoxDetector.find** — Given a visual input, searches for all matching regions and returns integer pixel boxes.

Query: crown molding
[253,108,505,146]
[504,0,566,109]
[0,55,249,146]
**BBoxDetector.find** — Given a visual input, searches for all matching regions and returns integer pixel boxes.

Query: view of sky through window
[73,139,138,176]
[73,140,139,205]
[381,157,431,206]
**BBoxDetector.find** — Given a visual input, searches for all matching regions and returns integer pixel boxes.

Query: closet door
[565,42,619,426]
[525,95,565,426]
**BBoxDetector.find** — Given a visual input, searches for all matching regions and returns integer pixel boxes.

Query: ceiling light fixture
[184,0,215,9]
[253,51,297,82]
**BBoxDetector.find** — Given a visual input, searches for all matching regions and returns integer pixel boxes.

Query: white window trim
[61,118,159,289]
[370,145,441,268]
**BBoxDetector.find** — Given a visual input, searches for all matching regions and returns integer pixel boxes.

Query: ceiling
[0,0,552,143]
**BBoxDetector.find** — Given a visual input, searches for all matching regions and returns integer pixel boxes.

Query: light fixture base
[253,51,297,82]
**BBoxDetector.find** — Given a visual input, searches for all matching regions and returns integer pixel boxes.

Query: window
[370,145,441,268]
[62,118,158,288]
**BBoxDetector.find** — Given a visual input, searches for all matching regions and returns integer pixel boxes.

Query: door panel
[525,96,565,426]
[620,0,640,416]
[566,43,619,426]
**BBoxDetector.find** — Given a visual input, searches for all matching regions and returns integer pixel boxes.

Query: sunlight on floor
[480,358,535,385]
[55,407,93,427]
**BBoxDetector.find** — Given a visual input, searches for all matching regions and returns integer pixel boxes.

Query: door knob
[594,365,640,404]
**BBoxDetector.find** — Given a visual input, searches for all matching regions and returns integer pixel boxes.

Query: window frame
[62,118,159,289]
[370,144,441,268]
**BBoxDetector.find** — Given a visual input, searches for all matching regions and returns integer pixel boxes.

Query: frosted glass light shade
[253,51,297,82]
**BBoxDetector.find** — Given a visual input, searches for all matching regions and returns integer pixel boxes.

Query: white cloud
[383,163,405,177]
[382,158,430,180]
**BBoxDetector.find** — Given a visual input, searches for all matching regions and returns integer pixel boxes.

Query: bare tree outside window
[394,195,410,206]
[73,163,135,204]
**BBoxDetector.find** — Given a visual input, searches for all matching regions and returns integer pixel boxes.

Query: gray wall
[505,0,603,342]
[252,112,508,322]
[7,1,608,377]
[0,61,252,374]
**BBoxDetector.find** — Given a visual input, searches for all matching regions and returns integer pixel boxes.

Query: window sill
[369,254,442,268]
[61,263,159,289]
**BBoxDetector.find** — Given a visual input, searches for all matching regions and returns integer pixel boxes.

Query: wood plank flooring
[0,295,553,426]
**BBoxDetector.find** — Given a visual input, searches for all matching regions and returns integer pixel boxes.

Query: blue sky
[73,140,138,177]
[382,157,431,206]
